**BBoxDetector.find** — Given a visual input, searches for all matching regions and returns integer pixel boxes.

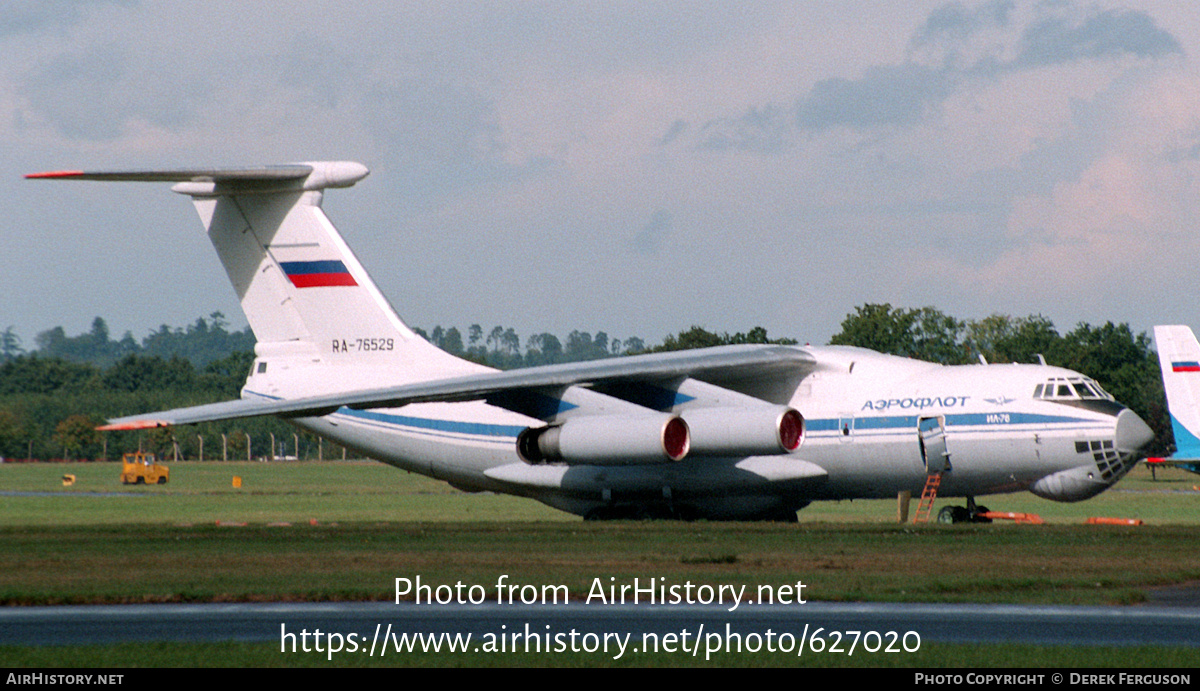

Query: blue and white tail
[1153,325,1200,458]
[29,162,485,400]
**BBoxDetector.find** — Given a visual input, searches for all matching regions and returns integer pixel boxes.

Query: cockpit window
[1034,377,1114,402]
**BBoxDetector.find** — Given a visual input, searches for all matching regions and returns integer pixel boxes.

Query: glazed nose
[1115,408,1154,456]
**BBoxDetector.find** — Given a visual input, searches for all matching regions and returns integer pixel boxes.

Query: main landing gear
[936,497,992,524]
[583,504,799,522]
[585,504,698,521]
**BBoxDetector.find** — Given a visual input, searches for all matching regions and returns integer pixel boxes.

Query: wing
[100,344,816,430]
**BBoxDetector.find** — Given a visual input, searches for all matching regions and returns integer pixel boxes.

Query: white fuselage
[282,345,1142,520]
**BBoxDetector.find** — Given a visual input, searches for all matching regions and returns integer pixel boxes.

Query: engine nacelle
[517,414,690,466]
[682,407,803,457]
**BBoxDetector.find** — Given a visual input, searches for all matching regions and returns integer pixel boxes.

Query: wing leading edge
[100,344,817,430]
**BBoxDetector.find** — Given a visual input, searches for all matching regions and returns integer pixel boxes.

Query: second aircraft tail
[1153,324,1200,458]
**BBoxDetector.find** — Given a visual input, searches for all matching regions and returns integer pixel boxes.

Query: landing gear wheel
[971,505,992,523]
[937,506,971,524]
[584,507,610,521]
[671,506,699,522]
[760,507,799,523]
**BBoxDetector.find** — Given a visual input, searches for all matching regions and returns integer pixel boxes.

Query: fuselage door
[918,415,951,474]
[838,416,855,443]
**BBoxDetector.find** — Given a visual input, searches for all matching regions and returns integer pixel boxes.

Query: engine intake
[517,414,690,466]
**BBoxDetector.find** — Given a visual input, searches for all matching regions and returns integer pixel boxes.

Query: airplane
[27,161,1156,522]
[1146,325,1200,478]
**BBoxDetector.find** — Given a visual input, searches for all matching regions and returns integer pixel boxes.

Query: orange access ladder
[912,473,942,524]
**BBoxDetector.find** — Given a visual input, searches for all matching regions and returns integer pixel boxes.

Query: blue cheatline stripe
[339,408,525,439]
[255,387,1100,441]
[806,419,840,432]
[808,412,1099,434]
[852,415,919,430]
[950,412,1093,426]
[244,390,524,439]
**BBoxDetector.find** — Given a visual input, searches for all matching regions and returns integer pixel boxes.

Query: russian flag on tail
[1172,361,1200,373]
[279,260,358,288]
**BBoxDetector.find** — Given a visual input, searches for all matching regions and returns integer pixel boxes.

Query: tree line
[415,324,646,369]
[2,313,255,368]
[414,323,795,368]
[0,315,737,460]
[0,305,1173,459]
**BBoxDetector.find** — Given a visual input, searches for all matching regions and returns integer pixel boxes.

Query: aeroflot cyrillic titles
[861,396,970,411]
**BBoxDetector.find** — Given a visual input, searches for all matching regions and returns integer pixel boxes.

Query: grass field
[4,458,1198,526]
[0,459,570,525]
[3,459,1199,667]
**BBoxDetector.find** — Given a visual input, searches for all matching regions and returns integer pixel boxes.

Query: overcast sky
[6,1,1200,351]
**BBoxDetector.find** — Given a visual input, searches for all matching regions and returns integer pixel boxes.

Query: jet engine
[682,407,804,457]
[517,414,690,465]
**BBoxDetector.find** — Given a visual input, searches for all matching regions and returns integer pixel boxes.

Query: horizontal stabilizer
[26,161,368,192]
[96,396,339,431]
[26,166,311,182]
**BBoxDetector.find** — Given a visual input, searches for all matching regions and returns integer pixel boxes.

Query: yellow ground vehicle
[120,452,169,485]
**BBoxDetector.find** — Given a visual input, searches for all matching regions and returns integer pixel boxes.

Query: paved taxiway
[4,602,1199,647]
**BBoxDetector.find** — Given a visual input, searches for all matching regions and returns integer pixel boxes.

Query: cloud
[681,3,1184,149]
[696,105,791,152]
[1013,8,1183,69]
[910,0,1014,48]
[18,44,205,141]
[7,2,1200,347]
[658,119,688,147]
[0,0,134,39]
[824,4,1184,130]
[633,209,673,254]
[363,74,559,212]
[796,64,957,131]
[904,65,1200,328]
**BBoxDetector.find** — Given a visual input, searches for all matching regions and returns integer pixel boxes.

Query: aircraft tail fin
[28,162,484,398]
[1153,325,1200,458]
